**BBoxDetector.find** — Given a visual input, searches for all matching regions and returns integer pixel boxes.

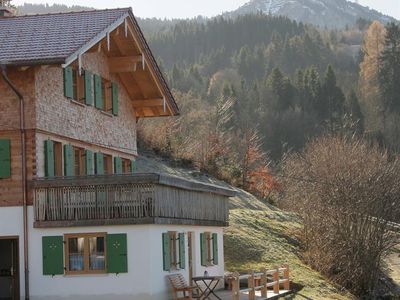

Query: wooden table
[192,276,223,300]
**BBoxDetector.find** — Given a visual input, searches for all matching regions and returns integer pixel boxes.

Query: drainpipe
[0,64,29,300]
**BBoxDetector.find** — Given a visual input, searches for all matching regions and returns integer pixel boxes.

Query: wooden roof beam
[109,55,142,73]
[132,98,164,108]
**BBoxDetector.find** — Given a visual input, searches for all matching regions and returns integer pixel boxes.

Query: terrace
[30,173,235,228]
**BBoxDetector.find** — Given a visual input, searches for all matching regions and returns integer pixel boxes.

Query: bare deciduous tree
[280,135,400,297]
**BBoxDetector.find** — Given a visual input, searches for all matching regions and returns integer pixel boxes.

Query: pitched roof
[0,8,129,65]
[0,8,179,116]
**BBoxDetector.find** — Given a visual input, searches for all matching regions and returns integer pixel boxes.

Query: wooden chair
[168,273,198,300]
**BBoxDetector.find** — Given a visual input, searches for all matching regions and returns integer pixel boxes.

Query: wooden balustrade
[231,265,290,300]
[30,173,235,228]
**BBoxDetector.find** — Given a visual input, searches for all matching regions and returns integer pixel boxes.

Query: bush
[280,135,400,297]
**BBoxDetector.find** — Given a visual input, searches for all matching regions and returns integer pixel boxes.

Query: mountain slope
[227,0,396,28]
[137,152,355,299]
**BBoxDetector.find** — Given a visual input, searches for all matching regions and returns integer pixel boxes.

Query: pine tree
[267,68,294,111]
[345,90,364,134]
[321,65,345,132]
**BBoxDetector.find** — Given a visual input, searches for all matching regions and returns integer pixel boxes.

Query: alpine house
[0,5,234,300]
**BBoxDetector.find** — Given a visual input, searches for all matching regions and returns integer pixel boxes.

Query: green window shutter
[85,150,94,175]
[179,233,186,269]
[84,70,93,106]
[131,159,136,174]
[212,233,219,265]
[95,152,104,175]
[42,236,64,275]
[114,157,122,174]
[200,233,207,267]
[0,139,11,179]
[112,82,119,116]
[162,233,171,271]
[106,234,128,274]
[64,67,73,98]
[64,144,74,176]
[94,75,103,109]
[44,140,55,177]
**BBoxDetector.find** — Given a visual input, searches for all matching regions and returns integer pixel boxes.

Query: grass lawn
[224,205,354,300]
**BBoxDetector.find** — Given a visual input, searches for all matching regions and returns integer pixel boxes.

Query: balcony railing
[30,174,235,228]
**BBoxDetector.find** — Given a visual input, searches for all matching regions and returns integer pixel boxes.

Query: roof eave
[127,11,180,116]
[0,58,65,67]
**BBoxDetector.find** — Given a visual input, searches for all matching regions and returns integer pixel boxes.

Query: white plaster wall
[25,207,225,300]
[0,206,26,299]
[149,225,225,300]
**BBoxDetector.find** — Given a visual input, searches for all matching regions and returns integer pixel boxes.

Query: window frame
[104,154,113,175]
[203,232,217,267]
[64,232,107,275]
[102,78,113,114]
[165,231,185,271]
[54,141,63,177]
[73,146,86,176]
[122,158,132,174]
[169,231,178,270]
[71,68,86,104]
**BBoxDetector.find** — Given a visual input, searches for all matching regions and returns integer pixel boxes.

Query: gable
[0,8,179,118]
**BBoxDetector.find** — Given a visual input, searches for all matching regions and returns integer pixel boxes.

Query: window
[162,232,185,271]
[72,69,86,104]
[102,78,113,114]
[54,142,63,176]
[122,159,132,174]
[64,233,106,274]
[44,140,63,177]
[73,147,86,176]
[93,74,118,116]
[64,67,86,104]
[200,232,219,266]
[104,154,113,175]
[42,233,127,276]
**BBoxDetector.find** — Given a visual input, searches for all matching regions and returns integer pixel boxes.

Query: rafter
[132,98,164,108]
[109,55,142,73]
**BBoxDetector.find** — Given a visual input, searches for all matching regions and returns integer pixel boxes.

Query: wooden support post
[248,270,255,300]
[260,268,267,298]
[232,272,240,300]
[283,264,290,290]
[273,266,280,295]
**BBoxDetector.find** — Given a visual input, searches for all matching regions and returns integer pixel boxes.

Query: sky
[12,0,400,19]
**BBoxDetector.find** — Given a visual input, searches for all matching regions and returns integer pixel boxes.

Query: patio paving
[216,289,291,300]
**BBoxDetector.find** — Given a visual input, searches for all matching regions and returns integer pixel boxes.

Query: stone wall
[35,51,137,156]
[0,51,140,206]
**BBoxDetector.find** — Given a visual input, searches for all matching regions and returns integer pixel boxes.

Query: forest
[138,16,400,296]
[139,14,400,190]
[12,2,400,296]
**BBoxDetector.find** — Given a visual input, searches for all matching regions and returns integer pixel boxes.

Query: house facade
[0,6,233,300]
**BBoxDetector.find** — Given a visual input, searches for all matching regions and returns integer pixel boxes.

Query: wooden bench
[168,273,199,300]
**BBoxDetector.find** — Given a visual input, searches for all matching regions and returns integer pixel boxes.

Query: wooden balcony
[30,174,235,228]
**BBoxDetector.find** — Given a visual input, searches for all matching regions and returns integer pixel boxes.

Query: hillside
[137,152,354,299]
[227,0,396,28]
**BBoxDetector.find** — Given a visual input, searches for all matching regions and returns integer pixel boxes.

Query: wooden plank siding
[0,130,36,206]
[31,174,234,227]
[0,67,36,207]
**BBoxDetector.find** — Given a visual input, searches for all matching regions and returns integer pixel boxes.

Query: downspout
[0,64,29,300]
